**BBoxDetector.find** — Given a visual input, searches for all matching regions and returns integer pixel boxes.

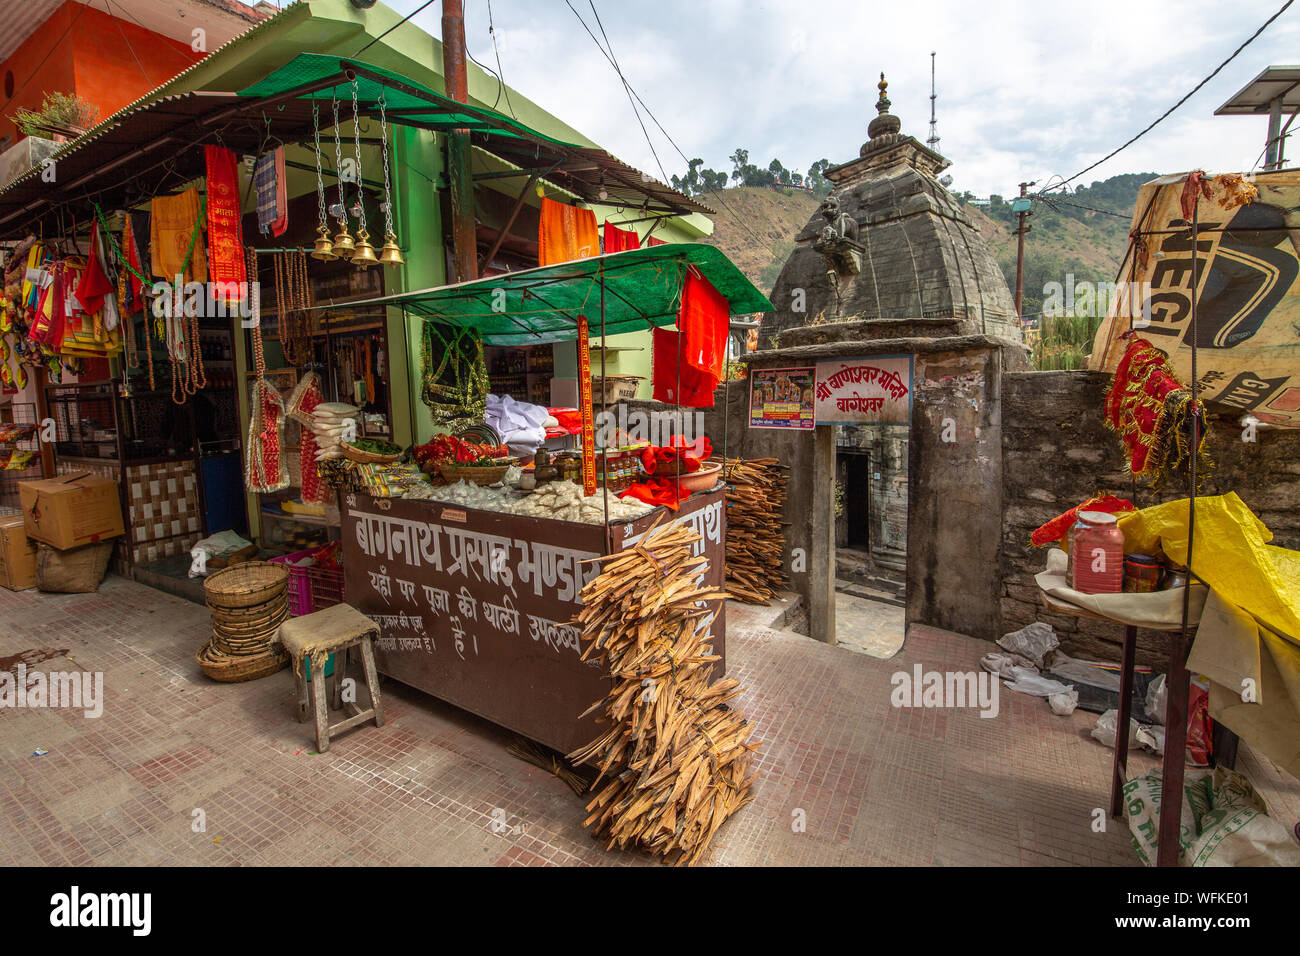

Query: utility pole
[1013,182,1034,321]
[441,0,478,283]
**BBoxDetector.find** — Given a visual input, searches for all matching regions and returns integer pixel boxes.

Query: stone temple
[719,75,1030,644]
[760,75,1020,348]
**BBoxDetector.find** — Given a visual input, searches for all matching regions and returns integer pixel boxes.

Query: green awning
[238,53,575,146]
[315,244,774,347]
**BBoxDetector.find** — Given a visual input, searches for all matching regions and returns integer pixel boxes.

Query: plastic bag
[1187,678,1213,767]
[1003,666,1074,697]
[1091,708,1141,749]
[997,621,1059,668]
[1123,766,1300,866]
[1145,674,1167,725]
[1048,688,1079,716]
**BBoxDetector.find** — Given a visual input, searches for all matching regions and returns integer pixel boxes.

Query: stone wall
[999,370,1300,667]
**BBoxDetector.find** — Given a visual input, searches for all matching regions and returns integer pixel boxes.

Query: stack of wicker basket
[196,561,291,682]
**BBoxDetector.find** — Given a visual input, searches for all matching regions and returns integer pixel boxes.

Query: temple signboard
[813,355,912,424]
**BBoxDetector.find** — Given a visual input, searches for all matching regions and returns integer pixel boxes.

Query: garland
[420,322,488,433]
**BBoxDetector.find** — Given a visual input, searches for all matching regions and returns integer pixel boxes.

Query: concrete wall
[906,347,1004,640]
[999,370,1300,667]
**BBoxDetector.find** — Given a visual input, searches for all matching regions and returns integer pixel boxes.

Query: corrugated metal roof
[0,91,322,238]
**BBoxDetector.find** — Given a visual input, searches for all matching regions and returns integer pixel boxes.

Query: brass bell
[377,232,405,266]
[311,225,337,261]
[351,229,378,267]
[332,225,356,260]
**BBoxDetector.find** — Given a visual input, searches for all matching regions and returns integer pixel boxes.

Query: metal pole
[599,260,612,553]
[1014,181,1030,321]
[1159,190,1201,868]
[1266,96,1283,171]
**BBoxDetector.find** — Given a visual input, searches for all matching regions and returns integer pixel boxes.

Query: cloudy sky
[258,0,1300,197]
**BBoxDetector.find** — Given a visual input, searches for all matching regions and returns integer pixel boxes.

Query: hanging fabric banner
[578,314,596,496]
[1090,169,1300,428]
[204,145,247,303]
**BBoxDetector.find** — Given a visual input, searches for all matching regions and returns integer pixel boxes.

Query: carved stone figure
[813,195,863,276]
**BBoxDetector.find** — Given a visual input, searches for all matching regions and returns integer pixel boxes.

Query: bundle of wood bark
[717,457,790,604]
[568,519,760,865]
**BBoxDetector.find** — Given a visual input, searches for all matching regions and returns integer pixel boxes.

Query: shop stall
[324,244,771,750]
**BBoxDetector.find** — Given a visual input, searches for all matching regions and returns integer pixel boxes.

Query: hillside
[698,174,1154,320]
[696,186,821,293]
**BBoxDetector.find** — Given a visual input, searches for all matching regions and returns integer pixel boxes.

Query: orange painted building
[0,0,268,148]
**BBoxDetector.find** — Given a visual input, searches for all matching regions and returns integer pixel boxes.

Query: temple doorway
[833,424,907,657]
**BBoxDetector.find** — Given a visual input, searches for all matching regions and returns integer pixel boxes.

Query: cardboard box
[0,515,37,590]
[18,473,125,551]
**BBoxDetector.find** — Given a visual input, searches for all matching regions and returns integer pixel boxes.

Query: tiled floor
[2,576,1296,866]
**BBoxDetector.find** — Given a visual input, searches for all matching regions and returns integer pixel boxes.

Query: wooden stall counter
[342,484,727,754]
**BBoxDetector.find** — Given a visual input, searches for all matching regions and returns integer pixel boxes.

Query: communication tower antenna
[927,51,940,152]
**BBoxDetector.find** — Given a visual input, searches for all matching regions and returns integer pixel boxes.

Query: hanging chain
[332,96,349,229]
[379,90,395,238]
[350,76,369,236]
[313,99,328,232]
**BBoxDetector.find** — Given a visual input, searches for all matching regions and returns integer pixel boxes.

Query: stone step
[835,578,906,607]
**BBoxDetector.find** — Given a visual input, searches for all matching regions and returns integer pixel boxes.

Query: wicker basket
[196,639,288,683]
[341,442,402,464]
[203,561,289,610]
[439,462,511,486]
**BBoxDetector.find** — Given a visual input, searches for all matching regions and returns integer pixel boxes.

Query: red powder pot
[1070,510,1125,594]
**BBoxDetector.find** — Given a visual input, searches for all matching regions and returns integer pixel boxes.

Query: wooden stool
[277,603,385,753]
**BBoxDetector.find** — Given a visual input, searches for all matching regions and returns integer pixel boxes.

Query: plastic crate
[269,544,346,617]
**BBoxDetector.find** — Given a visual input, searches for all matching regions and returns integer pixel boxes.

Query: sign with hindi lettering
[342,486,727,754]
[813,355,912,424]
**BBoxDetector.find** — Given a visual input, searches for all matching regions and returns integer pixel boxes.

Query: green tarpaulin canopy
[314,244,774,347]
[238,53,574,146]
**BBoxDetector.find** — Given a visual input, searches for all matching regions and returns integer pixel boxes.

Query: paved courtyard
[1,576,1296,866]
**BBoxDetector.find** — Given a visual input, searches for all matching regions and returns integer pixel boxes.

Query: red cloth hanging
[603,221,640,253]
[75,226,115,316]
[204,145,248,300]
[646,236,666,246]
[651,326,718,407]
[678,268,728,379]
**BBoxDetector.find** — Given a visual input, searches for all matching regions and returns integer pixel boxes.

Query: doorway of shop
[833,423,907,658]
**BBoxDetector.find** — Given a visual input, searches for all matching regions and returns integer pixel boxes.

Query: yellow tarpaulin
[1117,493,1300,643]
[1118,493,1300,778]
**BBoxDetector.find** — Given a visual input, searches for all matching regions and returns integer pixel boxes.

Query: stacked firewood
[717,457,790,604]
[568,519,761,865]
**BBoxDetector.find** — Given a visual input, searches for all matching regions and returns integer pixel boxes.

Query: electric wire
[353,0,438,57]
[564,0,769,248]
[1044,0,1294,193]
